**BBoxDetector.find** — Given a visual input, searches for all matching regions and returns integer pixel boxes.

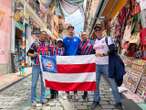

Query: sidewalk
[121,86,146,110]
[0,67,32,91]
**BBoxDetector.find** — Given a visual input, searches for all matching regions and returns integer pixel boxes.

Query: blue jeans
[94,65,121,103]
[31,65,45,103]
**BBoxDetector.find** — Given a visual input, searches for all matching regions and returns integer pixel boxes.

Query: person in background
[63,25,81,99]
[49,38,65,99]
[77,32,95,100]
[63,25,81,56]
[27,31,49,106]
[91,22,122,110]
[55,38,65,56]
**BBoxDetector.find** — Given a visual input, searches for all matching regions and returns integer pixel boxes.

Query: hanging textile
[140,28,146,45]
[60,0,79,15]
[140,9,146,28]
[136,0,146,11]
[123,24,132,43]
[64,0,84,6]
[39,0,52,8]
[55,0,64,16]
[130,0,141,16]
[55,0,84,16]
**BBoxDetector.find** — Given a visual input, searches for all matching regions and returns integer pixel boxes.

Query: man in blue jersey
[63,25,81,99]
[63,25,81,55]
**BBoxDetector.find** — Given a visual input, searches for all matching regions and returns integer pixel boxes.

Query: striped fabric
[30,40,50,65]
[40,55,96,91]
[78,40,94,55]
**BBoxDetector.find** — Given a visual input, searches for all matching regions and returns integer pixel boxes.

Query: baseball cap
[67,25,74,30]
[40,31,47,35]
[57,38,63,42]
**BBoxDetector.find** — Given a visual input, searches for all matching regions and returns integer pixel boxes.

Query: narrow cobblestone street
[0,75,123,110]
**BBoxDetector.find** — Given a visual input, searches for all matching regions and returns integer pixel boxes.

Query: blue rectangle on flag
[41,55,57,73]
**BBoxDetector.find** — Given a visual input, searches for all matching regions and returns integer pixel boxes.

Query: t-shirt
[93,37,113,65]
[55,47,65,56]
[63,36,81,55]
[78,39,94,55]
[28,40,50,65]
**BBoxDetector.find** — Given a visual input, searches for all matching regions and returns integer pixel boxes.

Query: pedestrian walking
[90,22,122,109]
[27,31,49,106]
[77,32,95,99]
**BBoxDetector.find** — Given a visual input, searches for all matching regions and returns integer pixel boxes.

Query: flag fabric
[40,55,96,91]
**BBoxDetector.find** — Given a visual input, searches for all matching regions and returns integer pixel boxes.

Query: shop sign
[124,71,142,93]
[137,76,146,98]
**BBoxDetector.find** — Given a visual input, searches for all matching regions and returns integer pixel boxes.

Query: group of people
[27,21,123,109]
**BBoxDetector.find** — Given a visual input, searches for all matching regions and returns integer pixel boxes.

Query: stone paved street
[0,75,123,110]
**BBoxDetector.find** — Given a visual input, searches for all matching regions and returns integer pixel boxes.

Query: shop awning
[101,0,127,19]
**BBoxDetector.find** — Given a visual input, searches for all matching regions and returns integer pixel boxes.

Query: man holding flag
[77,32,95,99]
[63,25,81,99]
[27,31,49,106]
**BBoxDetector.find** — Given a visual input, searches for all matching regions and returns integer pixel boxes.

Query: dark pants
[50,89,58,98]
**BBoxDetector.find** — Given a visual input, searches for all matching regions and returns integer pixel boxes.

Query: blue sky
[65,9,85,35]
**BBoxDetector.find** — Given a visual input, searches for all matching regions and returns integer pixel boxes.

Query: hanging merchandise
[122,24,132,43]
[140,28,146,60]
[118,7,127,26]
[64,0,84,6]
[140,9,146,28]
[129,32,140,44]
[131,14,141,33]
[60,0,79,15]
[136,0,146,11]
[140,28,146,45]
[126,33,140,57]
[131,1,141,16]
[39,0,52,8]
[55,0,84,16]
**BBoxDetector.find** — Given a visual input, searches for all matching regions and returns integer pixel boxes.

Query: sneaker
[32,101,42,107]
[82,94,88,100]
[90,102,100,110]
[41,99,48,105]
[67,93,72,99]
[32,101,37,107]
[62,95,68,100]
[74,94,79,100]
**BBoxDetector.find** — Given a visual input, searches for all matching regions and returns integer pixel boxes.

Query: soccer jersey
[29,40,50,65]
[93,37,113,65]
[78,39,94,55]
[63,36,81,55]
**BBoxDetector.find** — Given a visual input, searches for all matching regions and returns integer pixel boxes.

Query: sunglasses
[94,28,102,32]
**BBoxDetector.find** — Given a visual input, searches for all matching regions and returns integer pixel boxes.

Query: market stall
[104,0,146,101]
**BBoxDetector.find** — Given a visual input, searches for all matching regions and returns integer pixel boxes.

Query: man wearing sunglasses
[91,22,122,109]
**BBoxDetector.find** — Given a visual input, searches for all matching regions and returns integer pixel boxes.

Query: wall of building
[0,0,12,74]
[84,0,99,34]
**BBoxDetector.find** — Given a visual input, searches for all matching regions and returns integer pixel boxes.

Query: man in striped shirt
[27,31,49,106]
[77,32,95,99]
